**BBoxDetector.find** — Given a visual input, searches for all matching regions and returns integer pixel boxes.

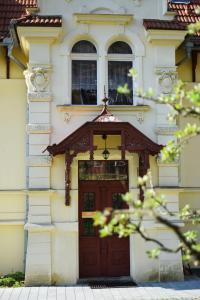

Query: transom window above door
[72,40,97,105]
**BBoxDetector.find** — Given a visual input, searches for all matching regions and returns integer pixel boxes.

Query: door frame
[78,160,130,278]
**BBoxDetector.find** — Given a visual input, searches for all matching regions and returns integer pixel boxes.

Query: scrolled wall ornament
[30,67,51,92]
[24,66,51,93]
[156,68,177,94]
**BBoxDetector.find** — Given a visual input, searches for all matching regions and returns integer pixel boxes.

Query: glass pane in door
[79,160,128,181]
[112,193,124,209]
[83,219,96,236]
[83,192,95,211]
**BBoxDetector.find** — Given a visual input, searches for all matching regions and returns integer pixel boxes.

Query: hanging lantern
[102,134,110,160]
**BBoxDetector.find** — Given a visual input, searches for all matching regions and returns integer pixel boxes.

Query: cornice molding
[74,13,133,25]
[17,27,63,55]
[145,30,187,48]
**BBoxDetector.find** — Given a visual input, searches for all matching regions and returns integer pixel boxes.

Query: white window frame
[70,52,98,105]
[106,53,135,105]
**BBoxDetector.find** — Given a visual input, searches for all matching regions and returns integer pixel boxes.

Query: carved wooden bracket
[139,151,150,177]
[65,151,77,205]
[138,151,150,201]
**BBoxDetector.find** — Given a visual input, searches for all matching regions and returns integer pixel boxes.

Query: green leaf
[146,248,161,259]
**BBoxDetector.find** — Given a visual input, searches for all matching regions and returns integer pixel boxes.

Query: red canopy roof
[47,102,162,157]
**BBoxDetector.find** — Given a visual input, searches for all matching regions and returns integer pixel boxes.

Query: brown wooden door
[79,181,130,278]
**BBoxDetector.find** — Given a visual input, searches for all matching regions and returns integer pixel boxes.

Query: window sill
[56,104,151,113]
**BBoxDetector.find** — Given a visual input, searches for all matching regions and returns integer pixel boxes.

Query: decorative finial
[102,85,109,108]
[104,85,106,98]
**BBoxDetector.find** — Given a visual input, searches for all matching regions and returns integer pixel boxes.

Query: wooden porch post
[65,151,76,206]
[138,151,150,200]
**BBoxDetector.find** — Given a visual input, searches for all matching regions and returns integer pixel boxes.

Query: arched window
[108,41,133,105]
[72,40,97,105]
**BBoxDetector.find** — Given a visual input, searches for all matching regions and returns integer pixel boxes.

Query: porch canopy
[47,99,162,205]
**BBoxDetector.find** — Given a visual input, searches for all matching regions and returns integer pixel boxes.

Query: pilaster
[24,60,53,285]
[155,66,179,188]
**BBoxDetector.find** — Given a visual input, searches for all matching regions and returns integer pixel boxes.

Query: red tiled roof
[0,0,62,42]
[16,15,62,27]
[143,19,186,30]
[0,0,38,41]
[144,0,200,31]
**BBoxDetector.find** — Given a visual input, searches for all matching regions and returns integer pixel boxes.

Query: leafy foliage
[0,272,24,287]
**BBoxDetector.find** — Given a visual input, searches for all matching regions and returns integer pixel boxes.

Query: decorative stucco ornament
[132,0,142,6]
[24,66,51,93]
[30,67,50,92]
[64,112,72,123]
[137,112,144,124]
[156,67,177,94]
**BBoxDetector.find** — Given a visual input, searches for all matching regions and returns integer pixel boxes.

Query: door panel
[79,185,100,277]
[107,236,130,276]
[79,181,130,278]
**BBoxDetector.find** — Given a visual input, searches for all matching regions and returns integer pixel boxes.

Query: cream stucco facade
[0,0,200,286]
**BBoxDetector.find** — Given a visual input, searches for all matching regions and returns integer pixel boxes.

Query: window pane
[72,40,97,53]
[83,193,95,211]
[79,160,128,181]
[112,193,124,209]
[72,60,97,104]
[83,219,96,236]
[108,61,133,105]
[108,41,132,54]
